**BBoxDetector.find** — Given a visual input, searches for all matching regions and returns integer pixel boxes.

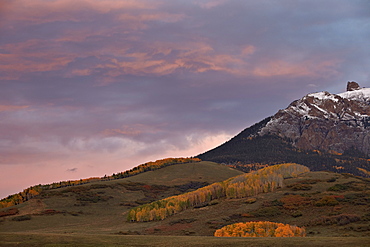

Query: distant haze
[1,0,369,199]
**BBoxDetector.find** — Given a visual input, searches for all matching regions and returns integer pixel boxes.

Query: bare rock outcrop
[347,81,361,91]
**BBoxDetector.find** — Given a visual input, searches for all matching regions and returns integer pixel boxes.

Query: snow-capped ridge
[338,87,370,103]
[307,91,340,102]
[257,82,370,156]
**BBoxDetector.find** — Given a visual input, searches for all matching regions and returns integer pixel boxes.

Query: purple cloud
[0,0,369,199]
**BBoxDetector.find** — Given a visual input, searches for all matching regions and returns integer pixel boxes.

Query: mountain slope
[198,82,370,177]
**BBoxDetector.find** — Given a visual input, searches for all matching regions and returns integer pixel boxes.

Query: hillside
[0,157,203,208]
[127,164,309,222]
[123,161,243,185]
[198,130,370,176]
[0,161,242,235]
[148,170,370,237]
[1,164,369,241]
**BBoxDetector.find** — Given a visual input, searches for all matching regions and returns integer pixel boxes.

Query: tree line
[197,121,370,178]
[0,157,200,209]
[127,163,309,222]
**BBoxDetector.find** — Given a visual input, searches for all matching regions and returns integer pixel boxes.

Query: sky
[1,0,370,199]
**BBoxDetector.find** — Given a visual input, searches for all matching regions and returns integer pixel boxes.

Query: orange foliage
[280,194,311,210]
[214,221,306,237]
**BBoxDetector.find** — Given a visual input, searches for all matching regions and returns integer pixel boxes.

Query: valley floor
[1,233,370,247]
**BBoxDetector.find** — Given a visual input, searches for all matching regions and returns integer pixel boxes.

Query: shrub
[135,197,156,205]
[40,209,62,215]
[12,215,31,221]
[76,193,110,203]
[252,206,281,217]
[298,179,322,184]
[271,199,284,206]
[327,184,349,191]
[315,196,339,207]
[0,208,19,217]
[115,230,140,235]
[241,213,254,218]
[89,184,109,189]
[208,200,219,206]
[62,186,89,193]
[176,181,209,193]
[280,195,311,210]
[183,230,196,235]
[291,210,303,218]
[245,198,257,204]
[362,213,370,221]
[309,214,360,226]
[169,218,196,225]
[120,202,139,207]
[287,183,312,191]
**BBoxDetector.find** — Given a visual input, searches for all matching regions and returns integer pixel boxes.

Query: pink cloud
[70,69,93,76]
[118,12,186,23]
[91,41,252,78]
[0,105,29,112]
[252,59,342,78]
[0,40,75,78]
[2,0,159,24]
[197,0,229,9]
[241,45,256,56]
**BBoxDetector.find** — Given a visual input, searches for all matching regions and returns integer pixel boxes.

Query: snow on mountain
[338,87,370,103]
[257,82,370,156]
[308,91,340,102]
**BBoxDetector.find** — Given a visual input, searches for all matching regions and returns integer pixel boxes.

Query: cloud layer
[1,0,370,198]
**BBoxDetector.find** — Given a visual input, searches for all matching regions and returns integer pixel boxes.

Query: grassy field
[1,233,370,247]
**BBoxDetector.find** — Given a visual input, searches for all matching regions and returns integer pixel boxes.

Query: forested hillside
[197,119,370,177]
[127,163,309,222]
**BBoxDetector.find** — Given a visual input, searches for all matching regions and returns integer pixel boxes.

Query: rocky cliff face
[258,82,370,156]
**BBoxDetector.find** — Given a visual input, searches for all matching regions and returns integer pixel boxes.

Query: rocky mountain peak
[258,82,370,156]
[347,81,361,91]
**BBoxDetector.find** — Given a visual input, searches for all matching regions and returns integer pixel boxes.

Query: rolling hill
[0,162,369,243]
[0,160,242,235]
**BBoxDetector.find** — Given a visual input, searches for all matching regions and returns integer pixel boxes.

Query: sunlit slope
[127,163,309,222]
[122,161,243,185]
[134,171,370,237]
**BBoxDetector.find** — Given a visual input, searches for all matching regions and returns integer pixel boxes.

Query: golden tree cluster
[214,221,306,237]
[127,163,309,222]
